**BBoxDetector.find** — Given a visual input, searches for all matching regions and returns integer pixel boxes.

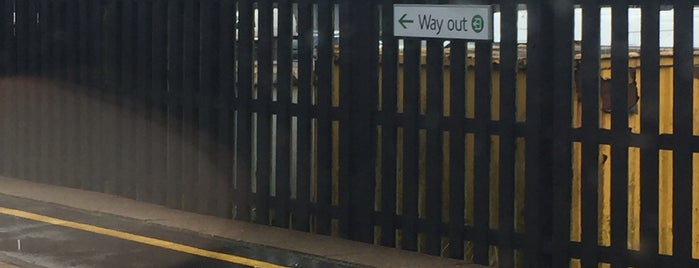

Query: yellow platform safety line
[0,207,287,268]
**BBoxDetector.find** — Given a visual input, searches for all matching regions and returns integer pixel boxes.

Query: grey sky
[493,7,699,47]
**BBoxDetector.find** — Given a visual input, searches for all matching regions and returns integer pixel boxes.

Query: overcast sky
[493,7,699,47]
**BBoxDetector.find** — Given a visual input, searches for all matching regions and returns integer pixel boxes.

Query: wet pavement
[0,176,481,268]
[0,194,362,268]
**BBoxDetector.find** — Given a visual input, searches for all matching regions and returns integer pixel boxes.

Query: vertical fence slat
[148,0,167,206]
[552,1,573,267]
[5,0,18,179]
[58,0,70,186]
[114,0,128,195]
[16,0,28,76]
[580,0,601,266]
[27,0,39,182]
[256,0,273,225]
[0,0,11,76]
[497,0,517,265]
[20,0,32,180]
[235,0,254,221]
[16,0,28,181]
[198,0,218,216]
[66,0,79,186]
[117,0,130,197]
[91,0,106,193]
[274,0,292,228]
[295,0,313,232]
[425,38,444,256]
[348,0,377,244]
[77,0,90,189]
[379,0,398,247]
[448,39,466,260]
[30,0,41,181]
[72,0,83,187]
[150,0,167,206]
[27,0,40,182]
[118,0,135,197]
[473,41,493,265]
[165,0,183,208]
[15,0,28,180]
[19,0,30,182]
[337,0,351,238]
[65,0,77,84]
[166,0,184,210]
[183,0,201,211]
[316,0,335,236]
[673,1,693,266]
[525,1,552,266]
[64,0,79,187]
[182,0,200,212]
[215,0,235,219]
[38,1,52,182]
[1,0,16,177]
[135,0,152,202]
[610,2,630,267]
[0,0,15,74]
[29,0,40,181]
[70,0,82,186]
[639,1,660,266]
[52,0,66,186]
[43,0,57,185]
[401,37,420,251]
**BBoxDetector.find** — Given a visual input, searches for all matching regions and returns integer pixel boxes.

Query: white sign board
[394,4,493,40]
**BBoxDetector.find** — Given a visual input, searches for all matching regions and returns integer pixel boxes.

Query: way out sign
[394,4,493,40]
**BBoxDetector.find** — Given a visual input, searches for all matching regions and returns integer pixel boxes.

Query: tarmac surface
[0,194,356,267]
[0,177,483,268]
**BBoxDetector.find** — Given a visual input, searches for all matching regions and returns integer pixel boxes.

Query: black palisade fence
[2,0,699,267]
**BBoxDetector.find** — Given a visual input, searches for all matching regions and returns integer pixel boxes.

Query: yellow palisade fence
[366,50,699,263]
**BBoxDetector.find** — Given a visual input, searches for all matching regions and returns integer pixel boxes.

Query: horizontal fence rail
[2,0,699,267]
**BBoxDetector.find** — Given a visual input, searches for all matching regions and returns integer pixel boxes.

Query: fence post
[341,0,378,243]
[551,0,574,267]
[525,0,557,266]
[0,0,15,177]
[0,0,11,75]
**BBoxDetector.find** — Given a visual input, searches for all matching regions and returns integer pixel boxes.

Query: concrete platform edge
[0,177,484,268]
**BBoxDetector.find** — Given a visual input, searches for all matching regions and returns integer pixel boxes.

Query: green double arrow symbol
[399,13,413,29]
